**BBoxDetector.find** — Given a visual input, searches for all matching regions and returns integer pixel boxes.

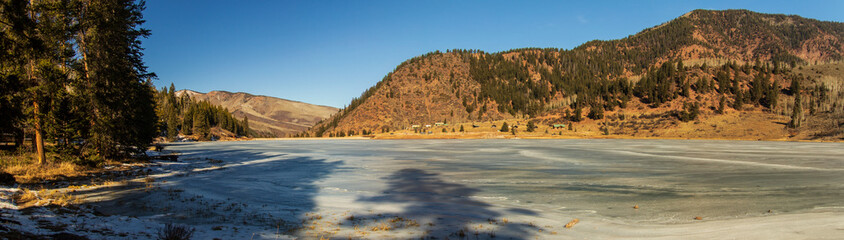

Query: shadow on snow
[349,168,537,240]
[75,146,341,233]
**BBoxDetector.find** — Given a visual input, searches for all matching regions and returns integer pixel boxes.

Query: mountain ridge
[176,89,338,108]
[305,9,844,140]
[177,90,338,137]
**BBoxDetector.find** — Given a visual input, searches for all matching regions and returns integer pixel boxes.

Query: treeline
[307,74,387,138]
[154,85,251,141]
[455,9,837,119]
[1,0,156,164]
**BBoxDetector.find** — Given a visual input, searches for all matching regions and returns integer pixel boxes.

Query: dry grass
[0,151,130,184]
[12,188,77,207]
[3,161,91,184]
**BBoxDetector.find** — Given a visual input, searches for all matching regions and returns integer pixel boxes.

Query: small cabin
[552,124,566,129]
[434,122,446,126]
[472,124,480,128]
[411,125,421,129]
[491,124,497,128]
[425,124,432,128]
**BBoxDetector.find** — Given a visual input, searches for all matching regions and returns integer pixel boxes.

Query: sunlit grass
[13,188,77,207]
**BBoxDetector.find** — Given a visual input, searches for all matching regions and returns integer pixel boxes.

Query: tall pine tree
[80,0,157,158]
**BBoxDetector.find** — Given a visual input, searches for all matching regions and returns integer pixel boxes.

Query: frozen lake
[115,139,844,239]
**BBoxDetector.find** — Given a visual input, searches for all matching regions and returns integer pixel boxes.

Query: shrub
[157,223,195,240]
[526,121,537,132]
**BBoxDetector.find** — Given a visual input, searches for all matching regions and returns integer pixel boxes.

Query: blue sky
[141,0,844,108]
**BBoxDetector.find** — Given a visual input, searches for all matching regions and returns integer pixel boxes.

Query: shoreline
[238,134,842,143]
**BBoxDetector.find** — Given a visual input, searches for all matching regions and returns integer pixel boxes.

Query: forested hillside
[1,0,158,164]
[155,84,252,141]
[177,90,338,137]
[305,9,844,139]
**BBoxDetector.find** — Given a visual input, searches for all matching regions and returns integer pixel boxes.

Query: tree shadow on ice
[76,148,341,231]
[350,168,537,239]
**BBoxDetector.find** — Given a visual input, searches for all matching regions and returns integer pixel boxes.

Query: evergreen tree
[790,77,801,95]
[1,0,95,163]
[572,105,583,122]
[764,80,779,109]
[733,90,744,110]
[1,0,49,163]
[243,116,249,136]
[749,73,767,104]
[587,104,604,120]
[81,0,157,158]
[790,85,803,128]
[500,122,509,132]
[152,87,251,140]
[193,113,209,140]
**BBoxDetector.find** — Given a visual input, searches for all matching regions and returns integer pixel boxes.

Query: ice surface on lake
[152,139,844,238]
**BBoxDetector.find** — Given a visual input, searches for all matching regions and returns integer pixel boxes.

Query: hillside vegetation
[177,90,338,137]
[155,84,252,141]
[305,9,844,140]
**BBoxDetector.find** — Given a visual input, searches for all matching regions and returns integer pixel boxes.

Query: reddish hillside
[307,9,844,140]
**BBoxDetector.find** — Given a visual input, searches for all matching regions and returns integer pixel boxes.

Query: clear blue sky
[141,0,843,108]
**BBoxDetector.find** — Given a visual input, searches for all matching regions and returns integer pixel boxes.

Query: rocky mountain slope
[177,90,338,137]
[306,9,844,140]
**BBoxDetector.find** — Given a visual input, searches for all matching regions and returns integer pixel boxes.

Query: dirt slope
[178,90,337,137]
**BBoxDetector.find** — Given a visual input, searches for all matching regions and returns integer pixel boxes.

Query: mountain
[177,90,338,137]
[307,9,844,140]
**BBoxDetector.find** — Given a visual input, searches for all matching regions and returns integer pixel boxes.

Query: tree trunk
[27,0,46,164]
[33,100,46,165]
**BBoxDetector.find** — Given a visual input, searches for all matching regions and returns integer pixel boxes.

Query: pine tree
[587,104,604,120]
[790,86,803,128]
[193,113,209,140]
[526,121,536,132]
[750,73,767,104]
[81,0,157,158]
[0,0,92,163]
[242,116,249,137]
[765,80,779,109]
[572,106,583,122]
[733,90,744,110]
[500,122,509,132]
[1,0,49,164]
